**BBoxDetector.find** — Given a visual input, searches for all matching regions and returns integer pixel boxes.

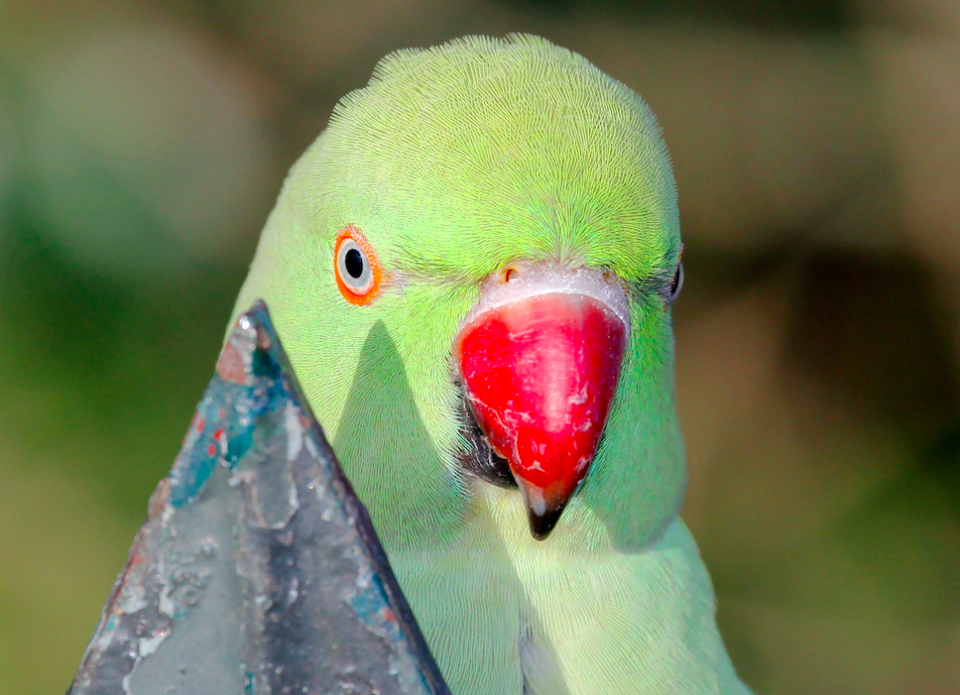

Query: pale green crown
[294,33,680,282]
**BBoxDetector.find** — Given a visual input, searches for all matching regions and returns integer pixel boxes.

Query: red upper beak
[454,264,629,540]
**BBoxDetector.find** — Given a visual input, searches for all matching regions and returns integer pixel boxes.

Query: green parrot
[232,34,751,695]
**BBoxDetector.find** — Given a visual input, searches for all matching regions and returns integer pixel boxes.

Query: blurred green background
[1,1,959,693]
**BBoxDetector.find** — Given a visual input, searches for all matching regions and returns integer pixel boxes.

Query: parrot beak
[454,263,630,540]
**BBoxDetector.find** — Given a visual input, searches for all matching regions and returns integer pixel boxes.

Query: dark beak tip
[527,504,566,541]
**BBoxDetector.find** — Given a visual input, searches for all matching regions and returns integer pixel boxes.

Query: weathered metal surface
[68,301,451,695]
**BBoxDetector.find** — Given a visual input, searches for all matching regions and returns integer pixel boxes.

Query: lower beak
[454,265,629,540]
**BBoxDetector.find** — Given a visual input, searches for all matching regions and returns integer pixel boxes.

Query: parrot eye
[667,262,683,303]
[334,226,382,305]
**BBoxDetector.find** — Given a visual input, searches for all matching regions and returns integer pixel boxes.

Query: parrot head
[233,35,685,551]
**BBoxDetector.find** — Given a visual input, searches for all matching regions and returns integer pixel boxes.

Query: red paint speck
[213,428,223,441]
[217,343,248,384]
[196,417,206,433]
[207,444,216,457]
[381,608,395,622]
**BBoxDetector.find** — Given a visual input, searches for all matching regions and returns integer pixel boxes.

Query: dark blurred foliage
[1,0,958,693]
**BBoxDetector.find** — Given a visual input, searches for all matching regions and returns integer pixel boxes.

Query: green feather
[233,34,750,695]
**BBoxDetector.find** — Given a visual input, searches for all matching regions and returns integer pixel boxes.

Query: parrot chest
[388,488,745,695]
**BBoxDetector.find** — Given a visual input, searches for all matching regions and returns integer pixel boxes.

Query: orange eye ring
[334,225,383,305]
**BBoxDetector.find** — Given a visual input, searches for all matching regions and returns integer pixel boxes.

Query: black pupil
[344,248,364,279]
[670,264,682,297]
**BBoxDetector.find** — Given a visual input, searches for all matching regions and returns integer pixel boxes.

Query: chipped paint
[68,301,450,695]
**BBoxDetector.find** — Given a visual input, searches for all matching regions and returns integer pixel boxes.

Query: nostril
[503,267,519,283]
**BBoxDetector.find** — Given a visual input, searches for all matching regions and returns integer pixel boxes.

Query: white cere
[461,262,633,336]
